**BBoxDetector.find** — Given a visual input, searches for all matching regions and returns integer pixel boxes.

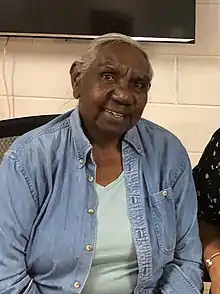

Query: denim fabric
[0,108,203,293]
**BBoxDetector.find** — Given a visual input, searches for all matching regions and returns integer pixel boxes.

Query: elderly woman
[0,33,203,293]
[193,128,220,294]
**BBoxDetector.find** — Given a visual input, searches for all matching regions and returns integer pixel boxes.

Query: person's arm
[199,220,220,268]
[199,219,220,294]
[159,152,204,293]
[0,152,40,293]
[193,129,220,293]
[200,222,220,294]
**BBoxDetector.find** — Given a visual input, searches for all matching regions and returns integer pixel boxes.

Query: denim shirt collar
[70,107,144,167]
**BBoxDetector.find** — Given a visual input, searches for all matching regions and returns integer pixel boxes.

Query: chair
[0,114,59,162]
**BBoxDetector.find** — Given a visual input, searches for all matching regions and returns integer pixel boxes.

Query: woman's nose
[111,86,133,105]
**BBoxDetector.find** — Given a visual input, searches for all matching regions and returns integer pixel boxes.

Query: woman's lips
[104,108,125,119]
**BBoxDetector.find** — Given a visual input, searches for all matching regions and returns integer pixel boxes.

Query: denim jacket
[0,108,203,294]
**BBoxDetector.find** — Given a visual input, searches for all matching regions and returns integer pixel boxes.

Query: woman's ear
[70,61,83,99]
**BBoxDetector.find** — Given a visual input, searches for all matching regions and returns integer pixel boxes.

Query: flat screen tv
[0,0,196,43]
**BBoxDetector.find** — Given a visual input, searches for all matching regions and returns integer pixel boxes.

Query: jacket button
[88,175,94,182]
[162,190,167,197]
[73,281,80,288]
[85,244,93,252]
[87,208,95,215]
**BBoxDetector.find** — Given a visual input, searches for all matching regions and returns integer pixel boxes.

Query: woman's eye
[133,81,147,91]
[134,81,144,89]
[101,73,115,82]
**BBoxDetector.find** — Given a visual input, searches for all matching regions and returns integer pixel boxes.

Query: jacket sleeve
[0,152,40,293]
[159,152,204,293]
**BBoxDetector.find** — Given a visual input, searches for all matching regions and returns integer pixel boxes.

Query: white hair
[80,33,153,81]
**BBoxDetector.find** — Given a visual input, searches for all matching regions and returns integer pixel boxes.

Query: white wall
[0,0,220,167]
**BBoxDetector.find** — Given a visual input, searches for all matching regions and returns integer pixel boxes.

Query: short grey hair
[80,33,153,81]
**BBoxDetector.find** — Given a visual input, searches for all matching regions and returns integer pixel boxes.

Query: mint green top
[82,173,138,294]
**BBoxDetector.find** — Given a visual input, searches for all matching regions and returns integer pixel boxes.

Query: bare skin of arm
[199,219,220,294]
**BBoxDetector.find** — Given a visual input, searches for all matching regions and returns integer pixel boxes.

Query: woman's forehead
[92,43,149,73]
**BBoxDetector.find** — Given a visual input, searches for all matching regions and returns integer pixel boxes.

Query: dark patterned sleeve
[193,128,220,226]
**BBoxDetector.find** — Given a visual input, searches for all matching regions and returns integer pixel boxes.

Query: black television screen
[0,0,196,43]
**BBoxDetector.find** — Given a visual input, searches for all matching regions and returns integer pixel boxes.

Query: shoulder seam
[13,119,70,155]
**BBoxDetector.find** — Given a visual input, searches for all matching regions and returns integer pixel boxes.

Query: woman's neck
[82,121,122,150]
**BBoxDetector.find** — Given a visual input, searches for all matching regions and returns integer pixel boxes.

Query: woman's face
[72,42,151,138]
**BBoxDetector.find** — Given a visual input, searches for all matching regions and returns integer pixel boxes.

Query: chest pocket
[149,187,176,254]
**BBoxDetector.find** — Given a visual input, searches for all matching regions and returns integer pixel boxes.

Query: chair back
[0,114,59,162]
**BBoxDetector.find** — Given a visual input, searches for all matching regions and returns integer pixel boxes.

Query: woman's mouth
[104,109,124,119]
